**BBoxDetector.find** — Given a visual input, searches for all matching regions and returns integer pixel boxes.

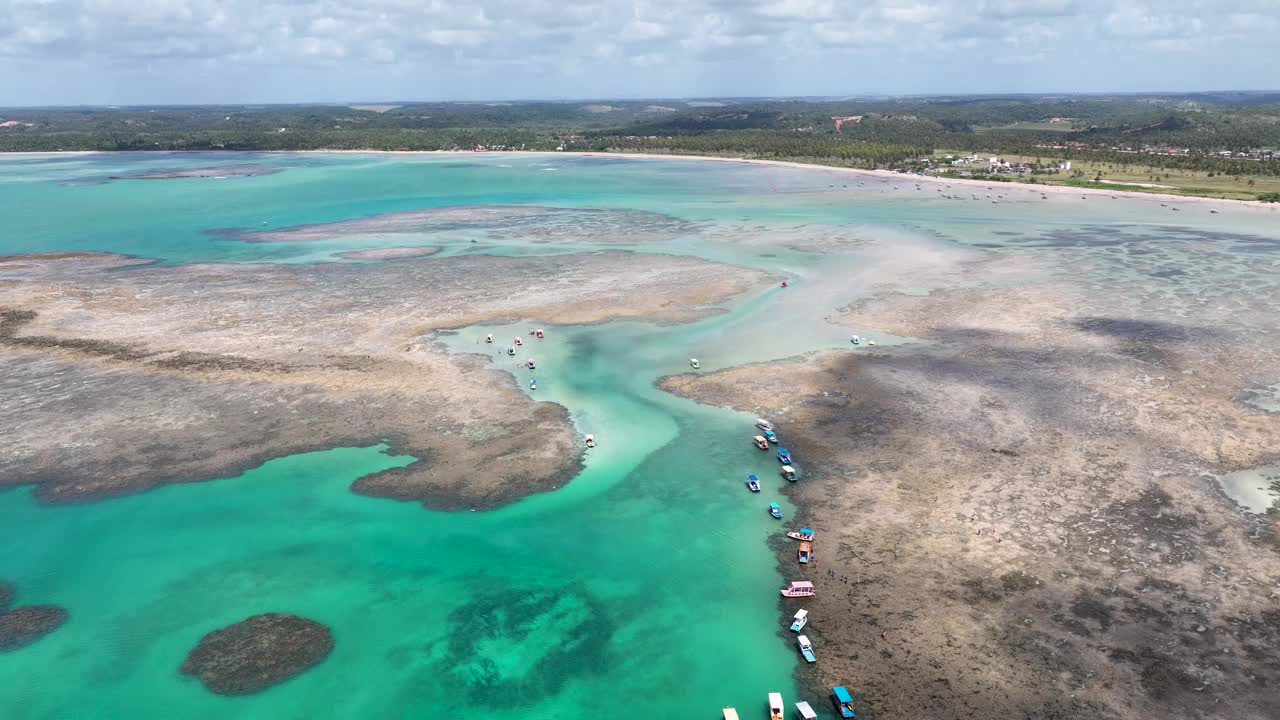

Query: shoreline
[8,148,1277,209]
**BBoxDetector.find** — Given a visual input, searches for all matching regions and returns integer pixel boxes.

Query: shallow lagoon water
[2,153,1279,719]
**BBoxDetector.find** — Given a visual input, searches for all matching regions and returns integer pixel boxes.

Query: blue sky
[1,0,1276,105]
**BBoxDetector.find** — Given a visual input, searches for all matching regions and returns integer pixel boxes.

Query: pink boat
[526,358,536,369]
[514,337,523,346]
[780,581,815,598]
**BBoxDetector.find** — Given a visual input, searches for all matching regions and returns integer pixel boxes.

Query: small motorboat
[796,701,818,720]
[753,435,769,450]
[780,465,797,482]
[769,502,783,519]
[721,709,740,720]
[798,541,813,564]
[746,474,761,492]
[866,339,876,346]
[790,609,808,632]
[768,693,784,720]
[529,377,537,390]
[777,448,792,464]
[506,345,516,356]
[850,335,860,345]
[764,429,779,444]
[584,434,595,449]
[797,635,816,663]
[535,328,545,338]
[832,686,856,718]
[526,358,536,369]
[786,528,815,541]
[514,337,523,346]
[755,419,773,432]
[484,334,493,343]
[690,358,701,369]
[780,280,789,288]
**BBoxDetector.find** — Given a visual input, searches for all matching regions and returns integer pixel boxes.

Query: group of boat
[723,419,858,717]
[721,685,853,719]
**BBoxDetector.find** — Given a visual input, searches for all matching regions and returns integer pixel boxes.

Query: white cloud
[0,0,1275,102]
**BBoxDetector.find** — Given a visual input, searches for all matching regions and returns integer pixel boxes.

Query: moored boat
[780,465,797,481]
[789,609,808,632]
[535,328,545,338]
[584,434,595,449]
[795,701,818,720]
[746,474,761,492]
[529,377,537,390]
[514,337,523,346]
[764,429,778,444]
[753,435,769,450]
[526,358,536,369]
[755,418,774,432]
[832,686,856,718]
[768,692,784,720]
[786,528,815,541]
[721,709,739,720]
[798,541,813,564]
[797,635,816,663]
[780,581,815,598]
[850,334,860,345]
[506,345,516,356]
[690,358,701,369]
[769,502,783,519]
[777,448,792,464]
[485,334,493,343]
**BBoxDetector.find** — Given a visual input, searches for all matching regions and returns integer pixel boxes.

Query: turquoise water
[2,152,1279,719]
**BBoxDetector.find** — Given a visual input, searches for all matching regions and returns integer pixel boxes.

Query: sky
[1,0,1277,105]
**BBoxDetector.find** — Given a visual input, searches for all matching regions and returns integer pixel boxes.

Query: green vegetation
[2,93,1277,200]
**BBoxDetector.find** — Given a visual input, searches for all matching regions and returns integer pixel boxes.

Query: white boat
[850,335,860,345]
[584,434,595,449]
[797,635,816,663]
[768,692,784,719]
[795,701,818,720]
[721,709,739,720]
[790,609,808,632]
[755,418,773,432]
[690,358,700,369]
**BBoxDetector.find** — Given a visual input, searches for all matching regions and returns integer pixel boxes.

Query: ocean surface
[1,152,1278,719]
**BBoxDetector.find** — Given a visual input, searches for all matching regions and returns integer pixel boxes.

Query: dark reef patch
[180,613,334,695]
[107,166,284,181]
[0,605,69,652]
[425,586,612,708]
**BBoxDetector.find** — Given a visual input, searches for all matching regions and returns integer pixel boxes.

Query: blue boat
[832,686,856,718]
[764,429,778,444]
[777,448,792,464]
[746,474,761,492]
[769,502,783,519]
